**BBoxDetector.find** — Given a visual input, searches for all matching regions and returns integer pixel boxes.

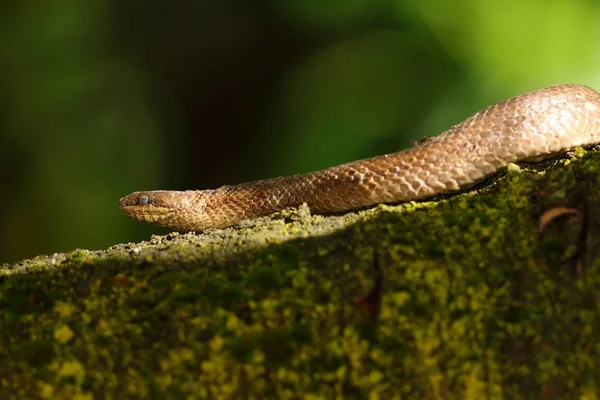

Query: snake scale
[119,84,600,231]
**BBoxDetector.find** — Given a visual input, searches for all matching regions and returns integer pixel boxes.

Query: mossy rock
[2,148,600,399]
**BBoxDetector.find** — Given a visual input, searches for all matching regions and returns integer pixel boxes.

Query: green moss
[2,148,600,399]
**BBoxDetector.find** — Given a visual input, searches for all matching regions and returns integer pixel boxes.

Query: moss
[2,148,600,399]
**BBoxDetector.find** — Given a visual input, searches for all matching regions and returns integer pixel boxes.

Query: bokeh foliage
[1,0,599,262]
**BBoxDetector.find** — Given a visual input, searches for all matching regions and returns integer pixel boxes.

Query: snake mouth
[120,204,173,224]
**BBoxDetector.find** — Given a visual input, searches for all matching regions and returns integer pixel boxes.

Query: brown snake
[119,84,600,231]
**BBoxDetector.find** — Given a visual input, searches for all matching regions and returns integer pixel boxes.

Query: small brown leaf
[538,207,581,233]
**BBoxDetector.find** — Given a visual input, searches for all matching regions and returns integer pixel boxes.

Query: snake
[119,84,600,231]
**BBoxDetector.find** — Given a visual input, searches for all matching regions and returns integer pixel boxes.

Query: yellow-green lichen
[2,148,600,399]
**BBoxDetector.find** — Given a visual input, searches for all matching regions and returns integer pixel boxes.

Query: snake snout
[118,191,179,227]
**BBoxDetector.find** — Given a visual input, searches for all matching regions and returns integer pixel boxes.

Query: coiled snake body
[119,84,600,231]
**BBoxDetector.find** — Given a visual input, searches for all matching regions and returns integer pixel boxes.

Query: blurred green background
[1,0,599,264]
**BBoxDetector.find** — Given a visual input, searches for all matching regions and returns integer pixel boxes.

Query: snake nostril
[138,194,150,205]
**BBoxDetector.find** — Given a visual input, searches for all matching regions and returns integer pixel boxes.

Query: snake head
[119,190,199,231]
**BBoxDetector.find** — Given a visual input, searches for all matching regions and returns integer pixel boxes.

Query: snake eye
[138,194,150,205]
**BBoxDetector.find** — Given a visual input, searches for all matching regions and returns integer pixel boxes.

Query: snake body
[119,84,600,231]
